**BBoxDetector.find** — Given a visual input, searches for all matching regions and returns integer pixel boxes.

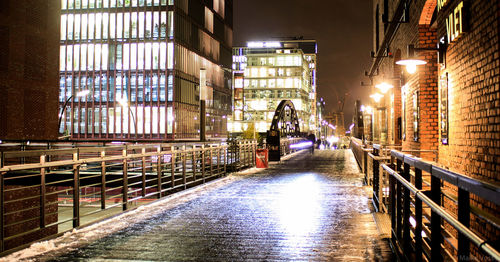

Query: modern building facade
[59,0,233,141]
[229,39,317,136]
[0,1,60,140]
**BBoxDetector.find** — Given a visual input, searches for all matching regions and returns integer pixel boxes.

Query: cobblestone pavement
[26,149,394,261]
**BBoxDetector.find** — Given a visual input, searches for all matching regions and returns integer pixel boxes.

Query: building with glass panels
[59,0,233,141]
[229,39,317,136]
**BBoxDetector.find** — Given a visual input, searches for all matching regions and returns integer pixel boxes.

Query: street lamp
[58,89,90,137]
[117,96,137,136]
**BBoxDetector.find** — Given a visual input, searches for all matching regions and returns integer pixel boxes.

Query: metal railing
[0,141,256,254]
[350,138,500,261]
[383,151,500,261]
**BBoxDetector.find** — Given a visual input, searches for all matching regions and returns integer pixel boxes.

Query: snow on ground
[0,175,242,262]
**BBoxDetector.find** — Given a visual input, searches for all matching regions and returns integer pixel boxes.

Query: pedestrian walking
[307,133,316,154]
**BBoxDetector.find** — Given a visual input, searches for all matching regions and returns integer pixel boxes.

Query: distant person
[307,133,316,154]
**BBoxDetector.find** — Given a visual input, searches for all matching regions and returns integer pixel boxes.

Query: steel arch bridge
[269,100,301,137]
[266,100,303,161]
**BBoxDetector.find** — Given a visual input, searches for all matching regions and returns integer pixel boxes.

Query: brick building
[367,0,499,260]
[0,1,61,141]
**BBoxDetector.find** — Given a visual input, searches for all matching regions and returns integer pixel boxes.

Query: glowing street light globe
[375,82,394,93]
[370,93,384,103]
[396,59,427,74]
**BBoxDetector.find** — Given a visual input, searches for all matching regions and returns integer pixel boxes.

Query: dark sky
[233,0,373,128]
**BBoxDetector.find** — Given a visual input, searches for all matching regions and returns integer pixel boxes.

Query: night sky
[233,0,373,128]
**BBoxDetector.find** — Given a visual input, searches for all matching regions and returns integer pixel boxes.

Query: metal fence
[350,138,500,261]
[0,140,256,254]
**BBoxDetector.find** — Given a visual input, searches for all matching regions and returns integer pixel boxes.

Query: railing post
[253,141,256,167]
[389,168,396,241]
[458,188,470,261]
[0,170,4,253]
[122,147,128,211]
[201,145,206,183]
[431,175,443,261]
[157,147,162,198]
[372,149,380,211]
[40,155,46,228]
[73,150,80,228]
[403,161,411,255]
[210,147,213,176]
[193,148,197,180]
[223,146,227,175]
[170,146,175,192]
[182,145,186,189]
[100,150,106,210]
[415,168,423,262]
[142,147,147,197]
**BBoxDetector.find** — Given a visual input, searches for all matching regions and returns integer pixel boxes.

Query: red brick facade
[370,0,499,259]
[0,1,60,141]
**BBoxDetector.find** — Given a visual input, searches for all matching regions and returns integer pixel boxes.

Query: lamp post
[118,97,137,136]
[58,89,90,137]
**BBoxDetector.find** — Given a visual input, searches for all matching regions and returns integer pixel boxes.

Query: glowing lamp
[370,93,384,103]
[396,59,427,74]
[375,82,394,93]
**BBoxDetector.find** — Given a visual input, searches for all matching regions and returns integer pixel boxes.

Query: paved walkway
[11,149,394,261]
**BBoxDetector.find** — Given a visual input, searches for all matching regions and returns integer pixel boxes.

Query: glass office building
[59,0,232,140]
[230,39,317,135]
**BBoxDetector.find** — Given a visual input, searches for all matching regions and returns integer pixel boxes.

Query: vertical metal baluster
[210,147,213,177]
[202,145,206,183]
[0,169,4,253]
[157,147,162,198]
[217,146,220,176]
[142,147,146,197]
[415,168,423,262]
[101,150,106,210]
[182,146,186,189]
[458,187,470,261]
[40,155,46,228]
[73,150,80,228]
[403,161,411,254]
[170,146,175,191]
[122,147,128,211]
[430,174,442,261]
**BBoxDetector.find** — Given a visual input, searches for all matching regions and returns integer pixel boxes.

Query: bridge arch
[269,100,301,137]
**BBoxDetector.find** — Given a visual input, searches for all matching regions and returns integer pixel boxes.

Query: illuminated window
[260,80,267,88]
[109,13,116,38]
[131,13,138,38]
[251,68,258,77]
[440,73,449,144]
[259,67,266,77]
[277,79,284,87]
[269,79,275,88]
[88,14,95,39]
[285,78,293,88]
[61,15,67,40]
[138,12,144,38]
[116,13,123,39]
[103,13,109,39]
[268,68,275,77]
[95,14,102,39]
[74,14,81,40]
[60,46,66,71]
[205,7,214,33]
[81,14,87,39]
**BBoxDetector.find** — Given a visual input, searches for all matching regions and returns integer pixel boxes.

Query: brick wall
[437,0,500,186]
[0,0,60,141]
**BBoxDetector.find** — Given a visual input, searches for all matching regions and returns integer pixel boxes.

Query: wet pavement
[16,149,394,261]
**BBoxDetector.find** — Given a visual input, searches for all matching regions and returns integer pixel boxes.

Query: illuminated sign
[247,41,282,48]
[437,0,450,11]
[444,1,466,43]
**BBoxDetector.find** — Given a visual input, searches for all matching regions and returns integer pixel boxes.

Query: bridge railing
[350,138,500,261]
[382,151,500,261]
[0,141,256,254]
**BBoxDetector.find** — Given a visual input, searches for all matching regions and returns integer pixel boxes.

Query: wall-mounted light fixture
[396,44,446,74]
[370,93,384,103]
[375,82,394,94]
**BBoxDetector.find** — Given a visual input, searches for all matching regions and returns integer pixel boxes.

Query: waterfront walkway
[6,149,394,261]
